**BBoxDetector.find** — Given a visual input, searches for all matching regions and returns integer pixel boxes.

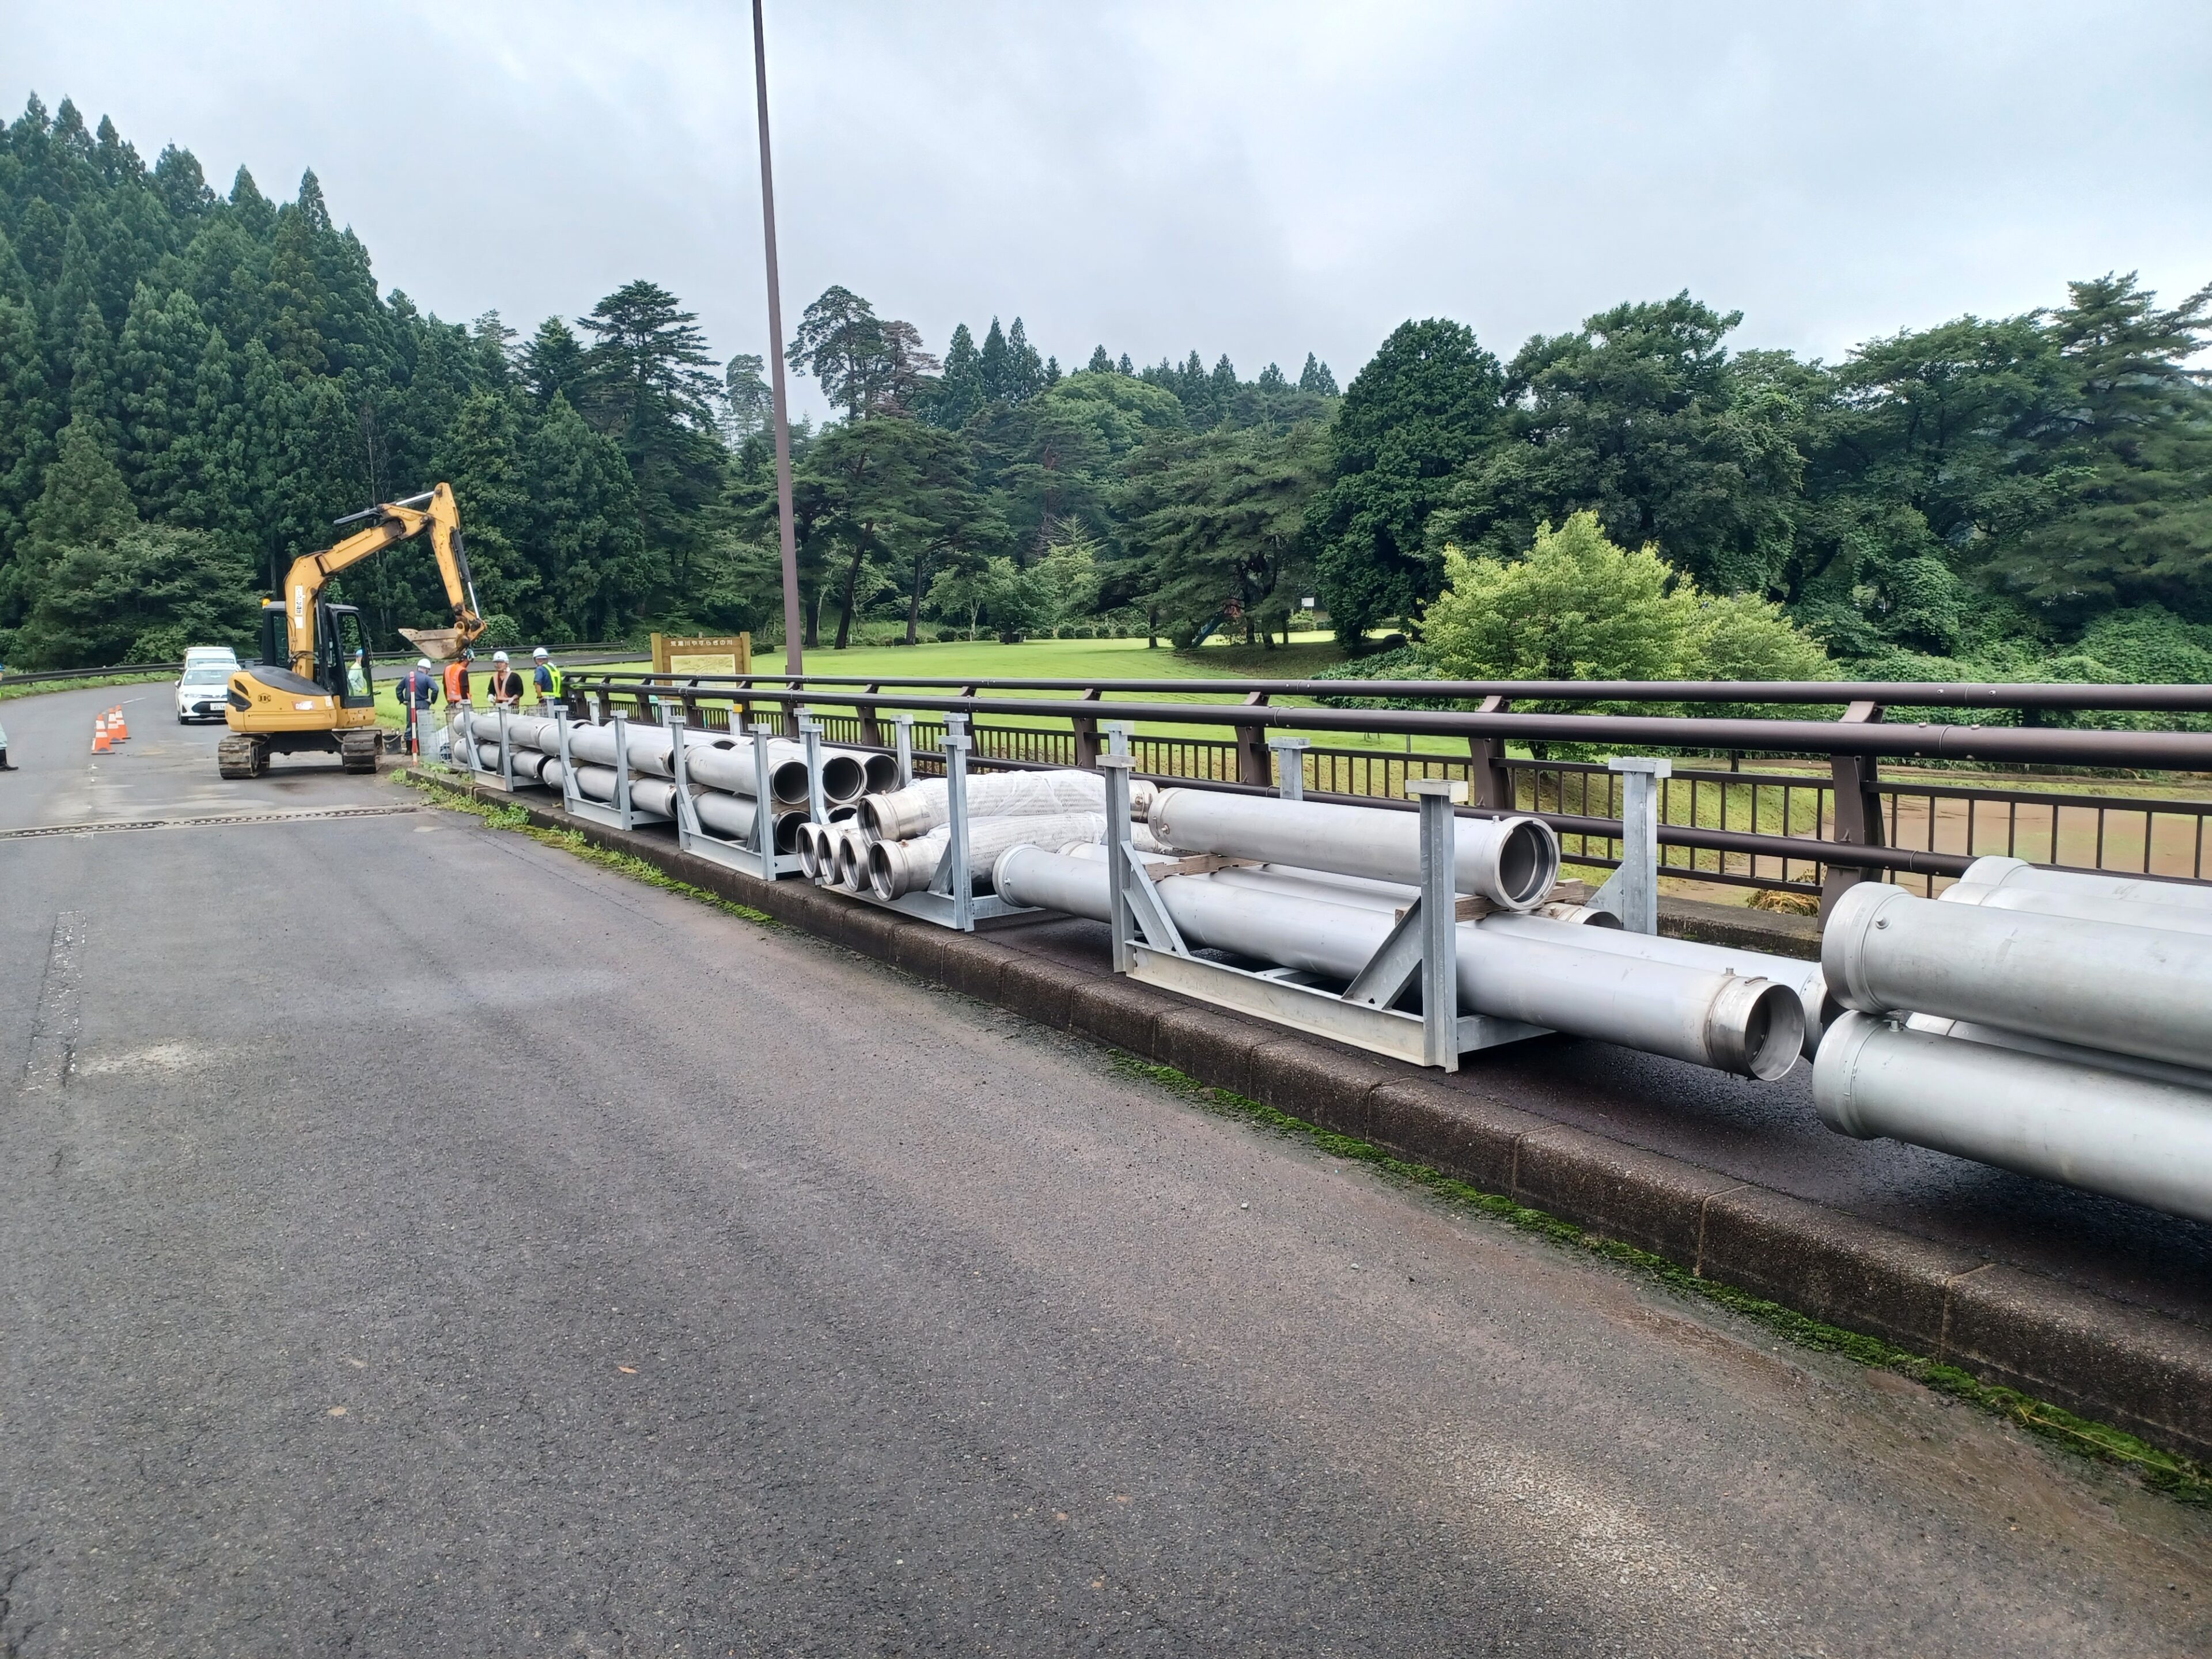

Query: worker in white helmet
[486,649,524,709]
[531,645,562,710]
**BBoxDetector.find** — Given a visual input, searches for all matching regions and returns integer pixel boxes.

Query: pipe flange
[1820,880,1909,1015]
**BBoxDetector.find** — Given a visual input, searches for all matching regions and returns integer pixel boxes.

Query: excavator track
[339,730,381,774]
[217,734,267,780]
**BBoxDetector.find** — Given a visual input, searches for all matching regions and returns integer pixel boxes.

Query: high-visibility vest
[443,661,469,703]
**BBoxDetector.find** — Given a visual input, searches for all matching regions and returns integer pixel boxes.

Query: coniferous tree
[785,284,885,421]
[528,393,650,639]
[721,353,771,444]
[25,421,138,555]
[1308,318,1505,642]
[521,317,585,407]
[1005,317,1044,402]
[1297,353,1338,396]
[930,323,985,428]
[576,278,727,593]
[978,316,1012,403]
[116,284,215,519]
[1086,344,1113,374]
[1209,353,1238,412]
[0,294,57,566]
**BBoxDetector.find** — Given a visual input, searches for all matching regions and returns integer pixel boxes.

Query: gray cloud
[6,0,2208,418]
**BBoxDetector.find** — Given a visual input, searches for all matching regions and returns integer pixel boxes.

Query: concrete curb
[411,770,2212,1464]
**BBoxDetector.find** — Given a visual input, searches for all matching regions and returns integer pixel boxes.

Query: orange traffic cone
[109,705,128,741]
[92,714,111,753]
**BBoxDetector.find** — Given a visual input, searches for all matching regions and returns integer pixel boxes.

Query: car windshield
[183,669,230,686]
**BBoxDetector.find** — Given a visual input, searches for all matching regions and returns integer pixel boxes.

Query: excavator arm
[275,482,483,673]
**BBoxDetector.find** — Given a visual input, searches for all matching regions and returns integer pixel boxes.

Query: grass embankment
[402,767,2212,1509]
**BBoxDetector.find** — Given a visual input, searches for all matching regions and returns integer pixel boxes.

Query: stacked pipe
[789,779,1121,894]
[448,709,901,855]
[803,768,1171,898]
[1815,857,2212,1224]
[991,790,1807,1081]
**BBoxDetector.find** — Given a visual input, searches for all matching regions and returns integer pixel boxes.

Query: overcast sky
[7,1,2209,417]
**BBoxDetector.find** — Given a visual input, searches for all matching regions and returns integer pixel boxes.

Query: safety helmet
[416,657,432,670]
[493,650,510,662]
[533,646,549,659]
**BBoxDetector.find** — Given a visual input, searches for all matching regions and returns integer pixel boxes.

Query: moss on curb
[1109,1054,2212,1508]
[400,771,777,927]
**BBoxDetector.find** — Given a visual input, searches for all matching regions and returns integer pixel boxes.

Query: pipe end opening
[1496,817,1562,909]
[1711,978,1805,1082]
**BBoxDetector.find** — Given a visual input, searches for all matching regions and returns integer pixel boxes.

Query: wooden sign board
[650,632,752,678]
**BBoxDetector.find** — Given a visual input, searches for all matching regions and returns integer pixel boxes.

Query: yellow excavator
[218,482,483,779]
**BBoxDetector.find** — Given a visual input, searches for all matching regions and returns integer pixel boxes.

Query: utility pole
[751,0,804,675]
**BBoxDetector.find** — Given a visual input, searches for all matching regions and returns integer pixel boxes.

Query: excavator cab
[317,605,376,707]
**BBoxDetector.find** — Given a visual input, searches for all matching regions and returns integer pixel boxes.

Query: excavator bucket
[400,627,464,661]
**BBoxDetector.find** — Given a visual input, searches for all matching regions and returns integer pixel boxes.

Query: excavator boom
[275,482,483,673]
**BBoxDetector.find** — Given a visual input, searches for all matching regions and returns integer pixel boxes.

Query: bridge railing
[565,671,2212,913]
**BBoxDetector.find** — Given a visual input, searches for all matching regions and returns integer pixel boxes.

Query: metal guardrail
[0,643,646,691]
[1,661,189,686]
[567,672,2212,911]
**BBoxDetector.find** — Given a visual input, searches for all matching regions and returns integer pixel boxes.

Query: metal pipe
[1188,860,1831,1058]
[1815,1013,2212,1225]
[688,787,802,853]
[1939,878,2212,939]
[794,820,830,879]
[862,770,1156,842]
[1824,881,2212,1073]
[868,812,1115,900]
[1147,789,1560,911]
[843,749,900,794]
[1960,855,2212,914]
[1900,1014,2212,1094]
[473,738,548,782]
[570,763,619,804]
[681,737,824,805]
[831,823,870,889]
[993,847,1801,1079]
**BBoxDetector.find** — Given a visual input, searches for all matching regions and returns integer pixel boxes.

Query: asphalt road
[3,683,2209,1656]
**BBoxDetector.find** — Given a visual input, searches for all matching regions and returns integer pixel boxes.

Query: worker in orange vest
[442,650,472,708]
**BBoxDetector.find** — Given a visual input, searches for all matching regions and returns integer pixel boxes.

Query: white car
[176,661,236,723]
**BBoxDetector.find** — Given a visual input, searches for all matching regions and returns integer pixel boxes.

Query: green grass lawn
[752,634,1354,684]
[507,635,1416,749]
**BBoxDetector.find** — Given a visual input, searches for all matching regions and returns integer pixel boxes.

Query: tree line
[2,93,2207,686]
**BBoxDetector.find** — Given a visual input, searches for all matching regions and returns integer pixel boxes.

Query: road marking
[21,911,82,1096]
[0,805,423,840]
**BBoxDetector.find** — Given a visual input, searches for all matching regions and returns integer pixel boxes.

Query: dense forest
[2,94,2209,685]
